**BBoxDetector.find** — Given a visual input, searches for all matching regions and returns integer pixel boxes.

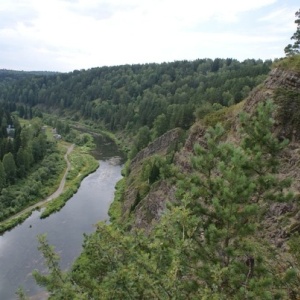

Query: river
[0,134,124,300]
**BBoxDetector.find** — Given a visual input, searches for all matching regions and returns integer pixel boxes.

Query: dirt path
[3,144,75,222]
[43,143,74,203]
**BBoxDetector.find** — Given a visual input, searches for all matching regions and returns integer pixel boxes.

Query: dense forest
[0,58,296,299]
[0,58,272,224]
[0,106,64,222]
[31,98,300,299]
[3,7,299,300]
[0,58,272,226]
[0,58,271,153]
[3,53,297,298]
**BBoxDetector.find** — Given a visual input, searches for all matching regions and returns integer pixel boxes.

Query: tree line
[0,106,60,221]
[0,58,271,148]
[0,58,274,227]
[28,101,300,299]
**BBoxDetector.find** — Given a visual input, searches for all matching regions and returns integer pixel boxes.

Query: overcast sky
[0,0,298,72]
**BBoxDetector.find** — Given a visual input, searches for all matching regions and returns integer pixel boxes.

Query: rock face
[130,128,182,170]
[119,128,183,229]
[243,67,300,142]
[264,68,300,90]
[121,66,300,236]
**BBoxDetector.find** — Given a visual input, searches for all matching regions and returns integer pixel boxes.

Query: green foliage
[134,126,151,151]
[0,59,271,138]
[0,161,6,190]
[286,233,300,297]
[2,152,16,184]
[274,88,300,140]
[33,234,71,297]
[108,178,126,223]
[203,106,233,129]
[195,102,225,120]
[285,9,300,56]
[0,151,65,222]
[30,100,296,299]
[74,132,95,147]
[240,100,290,174]
[16,287,29,300]
[0,210,33,235]
[152,113,168,139]
[273,55,300,72]
[41,149,98,218]
[175,101,292,297]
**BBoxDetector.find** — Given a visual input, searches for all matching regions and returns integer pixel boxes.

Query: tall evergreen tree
[31,101,295,299]
[285,9,300,56]
[0,161,6,190]
[2,152,17,184]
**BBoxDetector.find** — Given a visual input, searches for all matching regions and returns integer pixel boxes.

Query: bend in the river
[0,134,124,300]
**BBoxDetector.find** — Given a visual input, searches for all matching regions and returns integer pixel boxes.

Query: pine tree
[31,101,294,299]
[2,152,17,184]
[175,100,293,298]
[0,161,6,189]
[285,9,300,56]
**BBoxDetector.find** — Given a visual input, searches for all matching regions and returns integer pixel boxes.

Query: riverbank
[41,146,99,218]
[0,142,99,234]
[0,154,123,300]
[0,143,74,234]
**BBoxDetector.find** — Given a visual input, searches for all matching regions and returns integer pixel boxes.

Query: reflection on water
[0,134,124,300]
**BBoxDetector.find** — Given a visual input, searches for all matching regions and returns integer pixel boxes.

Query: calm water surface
[0,134,124,300]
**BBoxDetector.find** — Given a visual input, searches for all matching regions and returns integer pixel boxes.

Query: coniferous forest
[2,8,300,299]
[0,58,271,155]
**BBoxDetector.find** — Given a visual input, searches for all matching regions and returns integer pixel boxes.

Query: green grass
[0,210,34,234]
[272,55,300,73]
[202,101,244,129]
[108,178,126,223]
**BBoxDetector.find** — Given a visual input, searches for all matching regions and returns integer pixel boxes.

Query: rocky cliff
[130,128,182,170]
[265,67,300,90]
[119,64,300,240]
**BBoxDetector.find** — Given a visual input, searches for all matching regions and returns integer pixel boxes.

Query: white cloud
[0,0,298,71]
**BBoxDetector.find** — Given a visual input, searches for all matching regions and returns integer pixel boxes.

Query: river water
[0,134,124,300]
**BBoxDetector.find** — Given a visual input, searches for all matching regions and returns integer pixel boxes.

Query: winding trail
[43,144,74,203]
[3,144,75,222]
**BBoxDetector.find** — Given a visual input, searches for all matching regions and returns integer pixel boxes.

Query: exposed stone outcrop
[264,68,300,90]
[244,67,300,114]
[131,181,176,232]
[241,67,300,143]
[121,66,300,237]
[130,128,182,169]
[119,128,183,228]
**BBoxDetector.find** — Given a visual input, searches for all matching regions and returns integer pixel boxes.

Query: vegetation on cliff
[29,99,300,299]
[8,9,300,298]
[0,58,271,154]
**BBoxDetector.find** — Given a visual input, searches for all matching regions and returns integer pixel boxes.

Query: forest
[0,7,298,300]
[30,99,300,299]
[2,53,300,299]
[0,58,273,223]
[0,58,271,150]
[1,54,297,299]
[0,106,66,223]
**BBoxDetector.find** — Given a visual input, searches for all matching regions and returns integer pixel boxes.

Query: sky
[0,0,299,72]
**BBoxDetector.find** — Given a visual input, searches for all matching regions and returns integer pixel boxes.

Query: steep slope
[32,57,300,300]
[119,58,300,244]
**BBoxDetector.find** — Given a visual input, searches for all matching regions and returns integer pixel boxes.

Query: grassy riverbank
[108,178,126,224]
[0,210,35,234]
[40,146,99,218]
[0,138,98,234]
[0,146,66,234]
